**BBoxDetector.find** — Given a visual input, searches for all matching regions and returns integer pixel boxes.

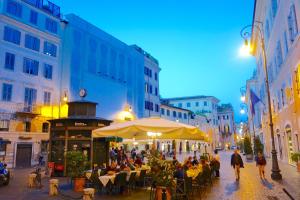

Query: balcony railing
[22,0,61,18]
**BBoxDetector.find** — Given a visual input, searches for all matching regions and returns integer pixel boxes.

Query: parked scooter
[0,161,10,186]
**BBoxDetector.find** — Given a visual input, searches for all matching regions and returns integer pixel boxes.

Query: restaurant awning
[92,117,208,141]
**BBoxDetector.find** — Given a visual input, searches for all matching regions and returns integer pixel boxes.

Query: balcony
[15,104,40,118]
[22,0,61,18]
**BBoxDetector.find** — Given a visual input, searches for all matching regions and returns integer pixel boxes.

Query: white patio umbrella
[92,117,207,141]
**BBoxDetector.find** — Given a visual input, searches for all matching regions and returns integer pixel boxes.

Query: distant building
[159,103,208,154]
[217,104,235,148]
[131,45,160,117]
[0,0,63,167]
[162,96,220,149]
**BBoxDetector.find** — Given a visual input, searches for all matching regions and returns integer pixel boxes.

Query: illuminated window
[44,41,57,57]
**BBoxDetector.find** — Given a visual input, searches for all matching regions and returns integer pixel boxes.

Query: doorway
[16,143,32,168]
[285,125,294,164]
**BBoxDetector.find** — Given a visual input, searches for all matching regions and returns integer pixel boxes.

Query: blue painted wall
[61,14,145,120]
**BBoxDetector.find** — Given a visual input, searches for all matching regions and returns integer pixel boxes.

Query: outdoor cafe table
[99,174,116,187]
[186,165,203,180]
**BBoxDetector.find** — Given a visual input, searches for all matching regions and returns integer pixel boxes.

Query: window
[218,116,220,120]
[6,0,22,17]
[24,87,37,112]
[186,102,191,107]
[155,87,158,96]
[183,113,187,119]
[288,4,298,42]
[3,26,21,45]
[283,31,289,56]
[155,72,158,81]
[223,115,225,120]
[172,111,177,117]
[30,10,38,24]
[0,120,9,131]
[276,41,283,69]
[161,108,165,115]
[45,18,58,33]
[265,20,270,41]
[2,83,12,101]
[149,85,153,94]
[42,123,49,133]
[43,64,53,79]
[145,83,148,93]
[25,121,31,132]
[43,41,57,57]
[271,0,278,18]
[204,101,208,106]
[25,34,40,51]
[178,103,182,108]
[227,115,229,119]
[145,101,153,111]
[43,91,51,105]
[23,58,39,75]
[178,112,182,118]
[167,110,170,116]
[155,104,159,112]
[195,102,199,107]
[4,52,15,70]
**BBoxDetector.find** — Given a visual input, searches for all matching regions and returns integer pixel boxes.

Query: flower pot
[246,154,253,160]
[297,162,300,172]
[155,186,171,200]
[73,177,85,192]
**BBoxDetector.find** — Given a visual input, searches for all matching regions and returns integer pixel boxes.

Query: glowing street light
[241,95,246,102]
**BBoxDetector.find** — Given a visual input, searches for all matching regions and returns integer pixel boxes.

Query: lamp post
[240,22,282,180]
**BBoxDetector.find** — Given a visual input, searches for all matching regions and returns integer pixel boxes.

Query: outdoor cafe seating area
[83,147,220,200]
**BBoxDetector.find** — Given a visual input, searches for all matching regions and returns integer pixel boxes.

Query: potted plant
[66,150,90,192]
[291,152,300,172]
[244,136,253,160]
[148,151,176,200]
[253,136,264,156]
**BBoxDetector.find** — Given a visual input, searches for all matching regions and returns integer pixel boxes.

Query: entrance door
[285,125,294,164]
[16,144,32,168]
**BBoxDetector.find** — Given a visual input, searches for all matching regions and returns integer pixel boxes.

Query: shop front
[48,101,111,176]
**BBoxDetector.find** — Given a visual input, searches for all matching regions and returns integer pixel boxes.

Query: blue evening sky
[53,0,255,121]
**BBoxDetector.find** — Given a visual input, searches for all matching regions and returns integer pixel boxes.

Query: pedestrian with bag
[231,149,244,181]
[256,151,267,179]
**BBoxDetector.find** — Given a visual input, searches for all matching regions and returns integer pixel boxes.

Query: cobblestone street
[204,151,300,200]
[0,151,299,200]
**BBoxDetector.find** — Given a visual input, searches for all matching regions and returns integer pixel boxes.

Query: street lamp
[240,22,282,180]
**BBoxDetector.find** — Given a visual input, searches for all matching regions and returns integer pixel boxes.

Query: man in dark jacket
[231,149,244,181]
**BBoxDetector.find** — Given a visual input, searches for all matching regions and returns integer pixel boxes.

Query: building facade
[217,104,235,148]
[0,0,160,167]
[162,96,221,150]
[132,45,160,117]
[247,0,300,164]
[159,103,209,154]
[0,0,62,167]
[61,14,145,120]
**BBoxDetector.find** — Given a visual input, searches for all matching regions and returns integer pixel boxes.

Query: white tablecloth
[99,175,116,186]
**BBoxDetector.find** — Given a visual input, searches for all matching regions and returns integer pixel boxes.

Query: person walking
[231,149,244,181]
[256,151,267,179]
[213,149,220,177]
